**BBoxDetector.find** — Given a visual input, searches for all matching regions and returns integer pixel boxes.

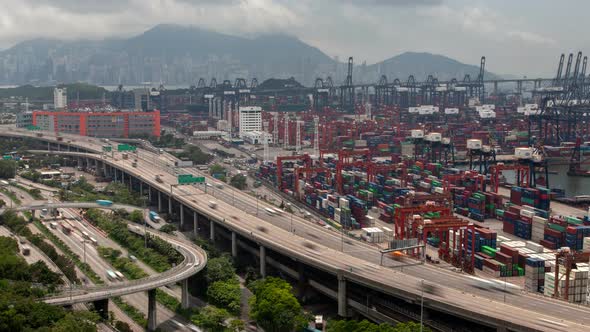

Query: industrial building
[241,131,272,145]
[16,111,33,128]
[239,106,262,137]
[32,110,160,138]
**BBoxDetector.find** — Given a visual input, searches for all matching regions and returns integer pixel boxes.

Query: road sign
[103,145,112,152]
[26,125,41,131]
[117,144,136,152]
[178,175,205,185]
[2,155,12,160]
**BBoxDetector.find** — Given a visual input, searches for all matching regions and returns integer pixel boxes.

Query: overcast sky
[0,0,586,76]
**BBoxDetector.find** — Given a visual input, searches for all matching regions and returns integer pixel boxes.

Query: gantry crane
[553,248,590,301]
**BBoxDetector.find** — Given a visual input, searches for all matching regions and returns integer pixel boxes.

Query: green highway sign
[2,155,12,160]
[103,145,112,152]
[26,125,41,131]
[177,174,205,185]
[117,144,137,152]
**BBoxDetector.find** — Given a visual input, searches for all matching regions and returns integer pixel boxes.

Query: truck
[61,225,71,235]
[122,153,128,160]
[56,136,63,142]
[132,159,138,167]
[89,237,98,246]
[208,201,217,209]
[155,175,163,183]
[149,211,161,223]
[21,245,30,256]
[175,160,194,167]
[114,271,125,280]
[106,270,117,281]
[36,133,43,138]
[96,199,113,206]
[49,222,58,229]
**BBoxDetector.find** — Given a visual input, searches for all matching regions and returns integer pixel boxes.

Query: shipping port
[165,52,590,308]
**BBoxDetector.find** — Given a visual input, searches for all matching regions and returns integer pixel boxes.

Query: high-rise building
[53,87,67,109]
[32,110,160,138]
[238,106,262,137]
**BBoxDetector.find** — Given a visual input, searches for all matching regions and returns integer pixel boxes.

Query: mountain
[0,26,502,87]
[364,52,501,82]
[0,25,335,86]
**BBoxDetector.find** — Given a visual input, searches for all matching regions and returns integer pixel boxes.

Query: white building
[54,87,67,109]
[192,131,226,140]
[239,106,262,137]
[241,131,272,145]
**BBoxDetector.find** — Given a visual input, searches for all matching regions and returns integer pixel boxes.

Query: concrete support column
[57,143,60,151]
[157,191,162,212]
[114,168,118,182]
[193,212,198,236]
[121,171,124,184]
[92,299,109,320]
[231,232,237,257]
[297,263,307,299]
[148,185,152,202]
[180,204,185,230]
[147,288,157,331]
[140,181,143,197]
[209,220,215,242]
[496,327,507,332]
[168,196,172,215]
[181,279,190,309]
[260,245,266,278]
[129,174,132,190]
[337,273,348,317]
[102,162,107,177]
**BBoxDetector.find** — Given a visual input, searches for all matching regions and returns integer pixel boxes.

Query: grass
[33,220,103,284]
[11,183,44,199]
[156,289,181,312]
[0,188,21,205]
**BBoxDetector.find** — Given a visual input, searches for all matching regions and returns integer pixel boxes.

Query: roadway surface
[0,203,207,305]
[3,128,590,331]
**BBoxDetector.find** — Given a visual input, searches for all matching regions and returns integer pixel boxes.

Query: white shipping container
[425,132,442,142]
[444,108,459,114]
[410,129,424,138]
[584,237,590,250]
[515,147,533,159]
[434,187,445,194]
[441,137,451,145]
[409,107,420,113]
[467,139,482,150]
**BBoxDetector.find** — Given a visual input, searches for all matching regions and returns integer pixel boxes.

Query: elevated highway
[0,200,207,331]
[3,128,590,331]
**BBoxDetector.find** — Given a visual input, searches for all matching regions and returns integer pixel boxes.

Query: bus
[81,231,90,239]
[114,271,125,280]
[264,208,276,215]
[106,270,117,281]
[89,237,98,246]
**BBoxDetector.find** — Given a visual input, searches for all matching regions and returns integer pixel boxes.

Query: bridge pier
[140,181,143,197]
[210,220,215,241]
[231,231,237,257]
[147,288,157,331]
[260,245,266,277]
[337,273,349,317]
[180,204,185,230]
[181,279,190,309]
[496,327,507,332]
[157,191,162,212]
[92,298,109,320]
[168,196,172,215]
[297,263,307,299]
[148,185,152,202]
[193,211,198,236]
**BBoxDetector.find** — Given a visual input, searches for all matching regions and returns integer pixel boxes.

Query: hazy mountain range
[0,24,500,87]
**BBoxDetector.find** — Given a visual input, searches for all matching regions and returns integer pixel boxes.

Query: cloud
[507,30,555,45]
[341,0,442,6]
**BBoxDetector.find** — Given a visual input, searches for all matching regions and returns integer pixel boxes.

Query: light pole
[420,279,424,332]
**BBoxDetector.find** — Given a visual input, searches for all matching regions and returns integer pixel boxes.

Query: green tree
[114,320,133,332]
[191,306,229,332]
[0,199,5,208]
[51,311,99,332]
[230,174,247,190]
[248,277,308,332]
[0,160,16,179]
[159,224,176,234]
[128,210,144,224]
[327,320,429,332]
[228,319,245,332]
[206,280,241,314]
[205,256,236,284]
[209,164,227,182]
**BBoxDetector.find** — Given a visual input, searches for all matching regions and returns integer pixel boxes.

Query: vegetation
[327,320,429,332]
[156,289,181,312]
[0,160,16,179]
[248,277,309,332]
[209,164,227,182]
[112,297,147,328]
[114,321,133,332]
[206,280,241,315]
[98,247,148,279]
[159,224,177,234]
[150,132,185,148]
[190,305,230,332]
[84,209,181,273]
[175,145,213,165]
[0,234,99,331]
[0,188,21,205]
[229,174,247,190]
[0,83,108,100]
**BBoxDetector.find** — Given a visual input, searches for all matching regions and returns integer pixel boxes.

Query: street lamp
[420,279,425,332]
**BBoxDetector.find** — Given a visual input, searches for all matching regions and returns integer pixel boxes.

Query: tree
[230,174,247,190]
[0,160,16,179]
[51,311,99,332]
[191,306,229,332]
[159,224,176,234]
[248,277,308,332]
[114,321,133,332]
[206,280,241,314]
[128,210,144,224]
[209,164,227,182]
[327,320,430,332]
[205,256,236,284]
[228,319,245,332]
[0,199,5,208]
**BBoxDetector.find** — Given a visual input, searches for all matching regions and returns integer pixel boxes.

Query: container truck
[50,222,58,229]
[155,175,163,183]
[96,200,113,206]
[114,271,125,280]
[122,153,128,160]
[208,201,217,209]
[175,160,194,167]
[89,237,98,246]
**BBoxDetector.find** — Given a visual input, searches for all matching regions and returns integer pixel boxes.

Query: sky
[0,0,586,76]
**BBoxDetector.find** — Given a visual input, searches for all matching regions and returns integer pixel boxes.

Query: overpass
[3,128,590,331]
[1,201,207,331]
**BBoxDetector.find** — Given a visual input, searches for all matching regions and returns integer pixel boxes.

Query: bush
[191,306,229,332]
[159,224,176,234]
[206,280,241,315]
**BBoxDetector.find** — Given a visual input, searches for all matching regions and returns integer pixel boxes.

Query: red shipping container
[544,227,562,238]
